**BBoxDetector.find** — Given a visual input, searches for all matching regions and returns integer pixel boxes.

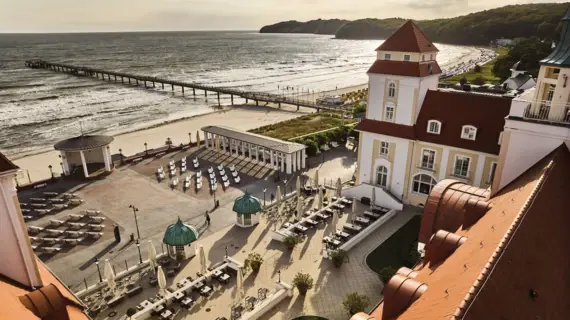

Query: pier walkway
[24,59,336,111]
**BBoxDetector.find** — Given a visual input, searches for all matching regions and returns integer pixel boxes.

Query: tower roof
[376,20,438,53]
[162,218,199,246]
[232,193,262,215]
[540,6,570,67]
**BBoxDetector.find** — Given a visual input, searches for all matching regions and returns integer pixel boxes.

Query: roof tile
[376,20,439,53]
[0,152,19,174]
[367,60,442,77]
[354,119,415,140]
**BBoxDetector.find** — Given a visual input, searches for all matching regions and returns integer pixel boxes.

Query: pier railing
[24,59,338,111]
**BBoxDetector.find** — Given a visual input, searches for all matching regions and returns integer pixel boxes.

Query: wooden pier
[24,59,335,111]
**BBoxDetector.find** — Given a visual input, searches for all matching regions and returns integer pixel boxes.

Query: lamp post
[144,142,148,154]
[95,258,102,282]
[188,132,192,144]
[48,165,53,178]
[225,245,228,258]
[136,239,143,264]
[283,179,287,196]
[129,205,141,240]
[263,188,266,207]
[278,270,281,282]
[213,187,217,207]
[119,148,123,164]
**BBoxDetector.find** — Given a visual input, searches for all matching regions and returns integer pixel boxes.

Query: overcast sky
[0,0,565,33]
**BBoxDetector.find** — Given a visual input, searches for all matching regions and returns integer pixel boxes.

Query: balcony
[509,97,570,127]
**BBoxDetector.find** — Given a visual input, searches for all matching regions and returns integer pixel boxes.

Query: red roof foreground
[354,119,415,140]
[376,20,438,53]
[415,90,512,155]
[0,152,19,174]
[367,60,442,77]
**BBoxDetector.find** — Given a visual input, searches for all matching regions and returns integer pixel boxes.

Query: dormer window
[388,82,396,98]
[385,53,391,60]
[461,125,477,140]
[427,120,441,134]
[404,54,411,61]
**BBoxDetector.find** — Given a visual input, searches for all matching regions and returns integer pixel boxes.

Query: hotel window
[547,85,555,101]
[420,149,436,170]
[379,141,389,156]
[430,54,433,60]
[427,120,441,134]
[385,104,395,121]
[385,53,391,60]
[376,166,388,187]
[461,125,477,140]
[388,82,396,98]
[422,55,426,61]
[412,174,437,195]
[404,54,411,61]
[453,155,471,178]
[487,162,498,184]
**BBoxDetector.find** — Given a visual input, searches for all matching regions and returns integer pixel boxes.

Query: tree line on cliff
[260,3,567,45]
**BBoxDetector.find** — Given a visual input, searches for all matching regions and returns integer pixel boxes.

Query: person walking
[206,211,211,226]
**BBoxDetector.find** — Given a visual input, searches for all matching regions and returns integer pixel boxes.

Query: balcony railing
[522,102,570,124]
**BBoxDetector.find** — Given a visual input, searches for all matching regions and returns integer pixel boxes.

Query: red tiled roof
[367,144,570,320]
[0,152,19,174]
[376,20,439,53]
[354,119,415,140]
[367,60,442,77]
[415,90,512,155]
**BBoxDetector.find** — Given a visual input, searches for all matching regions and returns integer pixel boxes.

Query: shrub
[126,307,137,318]
[292,272,314,295]
[379,266,397,284]
[304,140,318,157]
[244,252,264,273]
[330,250,349,268]
[404,245,422,267]
[459,76,468,86]
[343,292,370,315]
[472,76,486,85]
[284,236,298,250]
[326,131,336,144]
[315,133,328,146]
[473,64,482,73]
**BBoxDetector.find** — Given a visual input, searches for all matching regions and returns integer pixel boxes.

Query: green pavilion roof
[232,193,262,215]
[163,218,199,246]
[540,6,570,67]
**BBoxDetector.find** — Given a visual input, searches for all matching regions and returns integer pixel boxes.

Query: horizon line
[0,29,258,35]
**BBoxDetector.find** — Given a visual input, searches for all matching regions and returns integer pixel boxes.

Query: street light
[129,205,141,240]
[136,239,143,264]
[283,180,287,196]
[278,270,281,282]
[119,148,123,164]
[48,165,53,178]
[144,142,148,154]
[263,189,266,207]
[95,258,102,282]
[188,132,192,144]
[225,245,228,258]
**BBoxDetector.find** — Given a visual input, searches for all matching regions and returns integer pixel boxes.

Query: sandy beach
[13,103,316,183]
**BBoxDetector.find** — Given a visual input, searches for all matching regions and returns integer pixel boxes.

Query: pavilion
[162,218,199,259]
[201,125,306,174]
[54,134,114,178]
[233,193,262,227]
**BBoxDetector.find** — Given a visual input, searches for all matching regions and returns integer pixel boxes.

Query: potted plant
[292,272,314,296]
[176,251,185,261]
[329,250,349,268]
[342,292,370,315]
[244,252,264,273]
[379,266,396,284]
[126,307,137,319]
[284,236,298,250]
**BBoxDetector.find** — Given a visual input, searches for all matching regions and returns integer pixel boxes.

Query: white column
[280,153,285,172]
[292,152,297,172]
[473,154,486,187]
[248,144,252,160]
[222,137,227,153]
[60,151,70,175]
[255,146,259,162]
[102,148,111,172]
[262,147,266,164]
[80,150,89,178]
[286,154,292,174]
[270,150,274,167]
[301,149,306,169]
[296,151,301,171]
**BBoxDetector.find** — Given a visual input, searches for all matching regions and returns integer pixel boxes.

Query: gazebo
[233,193,262,227]
[54,134,114,178]
[162,218,199,259]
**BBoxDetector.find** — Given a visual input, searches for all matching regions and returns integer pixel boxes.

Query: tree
[284,236,299,250]
[303,139,318,157]
[244,252,264,273]
[492,37,553,80]
[404,245,422,267]
[472,76,486,85]
[330,249,349,268]
[379,266,396,284]
[343,292,371,315]
[292,272,314,295]
[473,64,482,73]
[459,77,468,86]
[126,308,137,319]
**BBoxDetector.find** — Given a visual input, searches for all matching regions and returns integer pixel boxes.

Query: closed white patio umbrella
[318,187,324,210]
[313,170,319,188]
[157,266,167,296]
[336,178,342,198]
[234,267,245,305]
[296,196,303,221]
[196,130,201,147]
[352,197,357,215]
[296,176,301,198]
[371,187,376,209]
[276,186,282,208]
[331,210,339,235]
[147,240,158,274]
[104,259,116,294]
[199,245,207,275]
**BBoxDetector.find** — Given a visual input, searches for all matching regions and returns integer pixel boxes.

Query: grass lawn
[441,47,509,84]
[249,113,355,141]
[365,215,422,274]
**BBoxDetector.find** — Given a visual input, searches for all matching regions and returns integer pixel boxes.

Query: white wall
[368,74,385,121]
[416,76,440,122]
[342,183,403,211]
[395,77,420,126]
[498,120,570,190]
[358,132,374,184]
[84,148,105,163]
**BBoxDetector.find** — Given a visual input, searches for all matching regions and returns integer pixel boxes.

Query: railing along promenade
[25,59,337,111]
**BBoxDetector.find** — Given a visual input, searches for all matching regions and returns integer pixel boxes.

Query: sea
[0,31,478,158]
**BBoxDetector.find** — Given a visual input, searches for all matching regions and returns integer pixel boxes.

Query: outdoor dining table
[332,203,346,210]
[181,297,193,307]
[323,236,341,247]
[341,198,353,205]
[153,304,165,313]
[213,269,223,278]
[174,291,185,301]
[335,230,351,240]
[294,225,308,233]
[160,309,173,319]
[137,300,152,310]
[344,223,362,233]
[200,285,212,296]
[194,281,205,290]
[354,216,371,225]
[316,213,329,220]
[219,273,230,283]
[324,208,335,215]
[364,211,382,219]
[305,218,319,227]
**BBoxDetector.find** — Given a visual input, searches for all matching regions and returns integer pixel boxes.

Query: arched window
[376,166,388,187]
[427,120,441,134]
[461,125,477,140]
[388,82,396,98]
[412,174,437,195]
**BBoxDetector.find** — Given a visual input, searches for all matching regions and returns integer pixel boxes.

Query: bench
[155,152,166,158]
